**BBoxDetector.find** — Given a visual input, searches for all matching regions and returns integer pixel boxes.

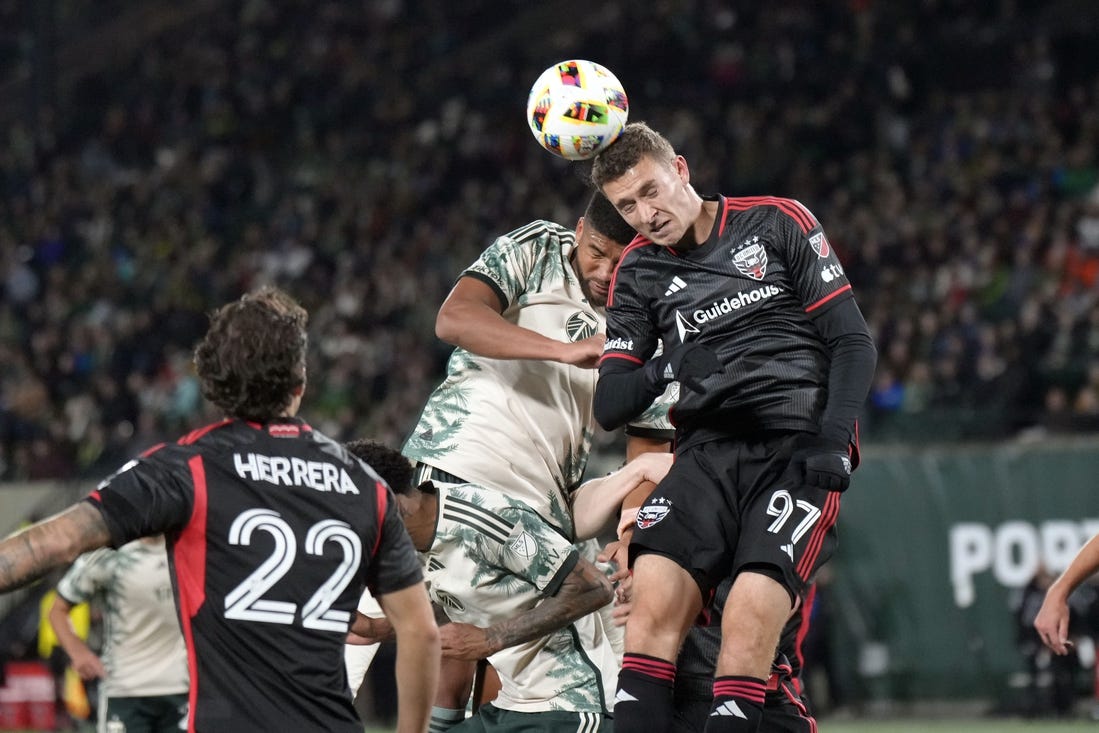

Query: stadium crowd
[2,0,1099,481]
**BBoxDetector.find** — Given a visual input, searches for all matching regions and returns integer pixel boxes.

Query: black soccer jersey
[600,195,854,447]
[86,418,423,733]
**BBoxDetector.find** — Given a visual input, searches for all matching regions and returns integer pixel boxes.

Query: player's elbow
[593,384,629,431]
[434,306,462,345]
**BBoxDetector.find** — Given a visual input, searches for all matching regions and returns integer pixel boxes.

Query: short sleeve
[365,482,424,597]
[497,507,579,598]
[775,203,854,315]
[600,248,659,369]
[461,222,555,310]
[55,548,115,605]
[85,447,194,548]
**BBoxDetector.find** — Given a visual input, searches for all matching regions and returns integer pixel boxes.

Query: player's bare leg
[705,571,794,732]
[430,657,476,731]
[617,553,701,733]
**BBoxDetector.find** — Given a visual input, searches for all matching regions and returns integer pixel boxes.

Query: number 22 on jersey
[223,508,363,632]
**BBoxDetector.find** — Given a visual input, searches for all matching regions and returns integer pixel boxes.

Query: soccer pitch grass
[362,721,1099,732]
[809,721,1099,732]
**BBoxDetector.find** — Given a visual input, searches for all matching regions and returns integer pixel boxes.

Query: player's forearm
[571,454,671,540]
[1049,533,1099,602]
[813,298,877,443]
[571,467,643,541]
[47,600,92,660]
[348,611,395,644]
[393,625,441,733]
[593,363,665,430]
[0,504,110,593]
[483,562,613,654]
[436,299,565,361]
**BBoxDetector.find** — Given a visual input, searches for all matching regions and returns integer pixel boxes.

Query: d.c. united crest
[732,243,768,280]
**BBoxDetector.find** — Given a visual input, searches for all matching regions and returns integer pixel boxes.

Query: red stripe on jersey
[717,196,733,237]
[795,583,816,681]
[176,454,209,733]
[607,236,654,308]
[726,196,816,233]
[597,352,644,366]
[796,491,840,580]
[804,284,852,313]
[371,481,387,558]
[779,680,816,731]
[850,420,861,470]
[139,442,167,458]
[179,419,231,446]
[88,489,101,502]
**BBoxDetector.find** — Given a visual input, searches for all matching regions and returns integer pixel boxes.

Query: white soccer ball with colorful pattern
[526,60,628,161]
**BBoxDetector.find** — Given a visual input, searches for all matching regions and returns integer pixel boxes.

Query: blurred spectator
[1,1,1099,478]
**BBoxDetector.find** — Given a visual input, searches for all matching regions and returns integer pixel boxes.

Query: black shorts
[630,433,840,604]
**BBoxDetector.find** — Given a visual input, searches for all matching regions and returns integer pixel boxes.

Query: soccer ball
[526,60,628,161]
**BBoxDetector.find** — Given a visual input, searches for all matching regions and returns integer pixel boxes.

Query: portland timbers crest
[566,311,599,342]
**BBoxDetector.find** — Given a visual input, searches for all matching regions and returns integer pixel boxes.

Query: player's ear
[574,216,586,241]
[674,155,690,185]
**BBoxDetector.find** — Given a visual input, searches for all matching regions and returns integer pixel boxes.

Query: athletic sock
[702,675,766,732]
[429,706,466,732]
[614,652,676,732]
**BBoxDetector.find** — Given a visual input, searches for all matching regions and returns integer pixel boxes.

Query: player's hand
[347,611,393,645]
[439,622,493,660]
[616,508,640,541]
[1034,592,1073,655]
[611,597,633,627]
[655,342,722,391]
[557,334,605,368]
[802,440,853,492]
[598,541,632,580]
[610,571,634,627]
[70,650,106,681]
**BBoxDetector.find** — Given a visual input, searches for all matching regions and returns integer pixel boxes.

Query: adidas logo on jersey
[664,276,687,296]
[711,701,748,719]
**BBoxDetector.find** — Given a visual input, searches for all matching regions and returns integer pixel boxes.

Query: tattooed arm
[438,556,613,660]
[0,503,111,593]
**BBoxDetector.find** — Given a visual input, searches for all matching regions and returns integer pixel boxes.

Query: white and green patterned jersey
[403,221,602,533]
[625,340,677,440]
[424,483,617,715]
[627,381,679,439]
[56,537,188,698]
